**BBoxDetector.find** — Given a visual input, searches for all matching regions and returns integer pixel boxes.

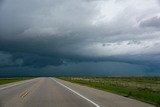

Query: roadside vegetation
[0,78,32,85]
[59,76,160,107]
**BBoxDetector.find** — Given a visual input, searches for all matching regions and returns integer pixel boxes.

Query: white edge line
[0,78,36,90]
[51,78,100,107]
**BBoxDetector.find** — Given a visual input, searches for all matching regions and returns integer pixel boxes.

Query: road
[0,77,155,107]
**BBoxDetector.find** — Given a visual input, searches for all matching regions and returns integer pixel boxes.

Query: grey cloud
[11,53,64,67]
[1,61,159,77]
[0,51,23,67]
[0,0,4,6]
[127,40,141,45]
[140,16,160,28]
[0,0,160,75]
[0,51,65,67]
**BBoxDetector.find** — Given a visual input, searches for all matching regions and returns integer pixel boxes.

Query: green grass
[58,76,160,107]
[0,78,32,85]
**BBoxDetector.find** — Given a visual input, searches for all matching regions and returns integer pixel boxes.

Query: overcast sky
[0,0,160,77]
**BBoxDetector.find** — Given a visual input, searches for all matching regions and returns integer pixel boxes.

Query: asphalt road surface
[0,77,155,107]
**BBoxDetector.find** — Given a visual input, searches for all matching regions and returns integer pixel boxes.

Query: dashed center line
[20,90,29,98]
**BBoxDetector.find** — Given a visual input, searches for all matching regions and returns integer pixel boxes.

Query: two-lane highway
[0,78,97,107]
[0,77,155,107]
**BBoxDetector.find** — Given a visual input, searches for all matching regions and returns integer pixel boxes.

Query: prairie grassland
[0,78,32,85]
[59,76,160,107]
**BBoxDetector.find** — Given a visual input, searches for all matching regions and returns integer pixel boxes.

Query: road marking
[0,79,35,90]
[51,78,100,107]
[20,90,29,98]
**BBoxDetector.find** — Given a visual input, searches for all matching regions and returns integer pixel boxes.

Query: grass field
[0,78,32,85]
[59,76,160,107]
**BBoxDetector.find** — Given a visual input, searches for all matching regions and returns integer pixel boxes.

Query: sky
[0,0,160,77]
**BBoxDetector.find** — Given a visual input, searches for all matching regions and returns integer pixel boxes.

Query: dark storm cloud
[0,0,160,76]
[140,16,160,28]
[0,51,65,67]
[0,0,4,6]
[11,53,64,67]
[0,51,22,67]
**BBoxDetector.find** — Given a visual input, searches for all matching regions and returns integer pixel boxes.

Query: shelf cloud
[0,0,160,76]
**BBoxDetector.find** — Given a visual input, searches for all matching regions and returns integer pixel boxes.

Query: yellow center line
[20,90,29,98]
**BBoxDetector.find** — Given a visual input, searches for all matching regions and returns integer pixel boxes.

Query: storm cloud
[140,16,160,28]
[0,0,160,76]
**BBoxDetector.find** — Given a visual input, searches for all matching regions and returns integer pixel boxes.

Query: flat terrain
[59,77,160,107]
[0,77,155,107]
[0,78,32,85]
